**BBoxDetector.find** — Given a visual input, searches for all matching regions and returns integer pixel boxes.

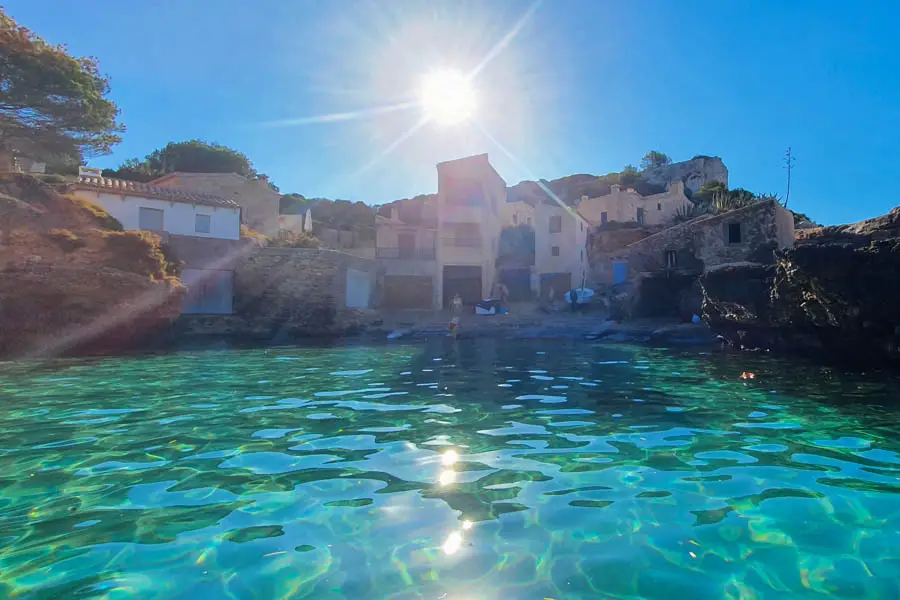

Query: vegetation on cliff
[0,174,182,358]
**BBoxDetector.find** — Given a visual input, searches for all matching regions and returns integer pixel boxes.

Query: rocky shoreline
[702,207,900,364]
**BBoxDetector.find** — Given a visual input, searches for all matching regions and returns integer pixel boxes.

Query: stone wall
[176,248,380,339]
[626,200,793,276]
[164,233,254,270]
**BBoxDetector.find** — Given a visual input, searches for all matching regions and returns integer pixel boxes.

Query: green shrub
[240,224,268,243]
[47,228,86,252]
[159,241,184,277]
[68,196,123,230]
[674,203,706,223]
[272,231,320,248]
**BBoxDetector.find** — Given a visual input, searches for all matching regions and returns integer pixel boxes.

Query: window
[195,214,211,233]
[551,246,560,257]
[512,213,518,225]
[636,207,645,226]
[580,221,584,231]
[600,211,608,224]
[658,202,662,211]
[728,222,742,244]
[665,250,677,268]
[398,232,416,258]
[526,216,532,225]
[138,207,164,231]
[451,222,481,247]
[549,215,562,233]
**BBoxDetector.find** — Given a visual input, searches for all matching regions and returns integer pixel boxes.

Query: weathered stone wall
[176,248,380,339]
[164,233,254,270]
[626,201,792,276]
[587,226,657,286]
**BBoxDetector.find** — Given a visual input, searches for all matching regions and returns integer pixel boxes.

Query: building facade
[374,154,506,308]
[577,180,690,228]
[435,154,505,308]
[375,199,439,308]
[621,199,795,283]
[68,176,241,240]
[533,200,590,299]
[151,172,281,235]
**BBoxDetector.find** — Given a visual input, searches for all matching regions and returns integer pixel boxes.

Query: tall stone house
[375,154,507,308]
[151,172,281,236]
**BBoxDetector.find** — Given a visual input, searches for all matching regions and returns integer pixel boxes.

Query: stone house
[577,180,690,228]
[68,176,242,240]
[598,199,794,320]
[436,154,506,307]
[622,199,795,282]
[375,196,439,308]
[151,172,281,236]
[500,199,534,228]
[373,154,506,308]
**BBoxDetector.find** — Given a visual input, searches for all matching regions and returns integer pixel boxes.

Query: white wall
[535,202,588,285]
[75,190,241,240]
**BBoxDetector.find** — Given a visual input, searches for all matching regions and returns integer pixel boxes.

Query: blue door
[613,262,627,285]
[181,269,234,314]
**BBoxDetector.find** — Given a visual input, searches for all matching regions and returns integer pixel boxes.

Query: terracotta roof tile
[70,176,240,209]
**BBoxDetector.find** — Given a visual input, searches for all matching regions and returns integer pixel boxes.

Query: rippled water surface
[2,340,900,599]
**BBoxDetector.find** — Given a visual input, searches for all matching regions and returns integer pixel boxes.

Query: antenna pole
[784,147,795,208]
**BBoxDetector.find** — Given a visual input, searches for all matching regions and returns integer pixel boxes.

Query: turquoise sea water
[1,340,899,599]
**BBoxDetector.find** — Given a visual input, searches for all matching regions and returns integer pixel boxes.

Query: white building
[534,200,590,298]
[69,176,241,240]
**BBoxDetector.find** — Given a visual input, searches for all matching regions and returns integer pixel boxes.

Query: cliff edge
[0,174,183,358]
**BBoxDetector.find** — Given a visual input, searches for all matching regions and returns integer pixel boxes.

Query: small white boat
[565,288,595,304]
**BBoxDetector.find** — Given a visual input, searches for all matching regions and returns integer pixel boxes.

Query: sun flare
[419,69,476,126]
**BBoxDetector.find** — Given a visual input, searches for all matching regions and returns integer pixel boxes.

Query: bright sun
[419,69,476,126]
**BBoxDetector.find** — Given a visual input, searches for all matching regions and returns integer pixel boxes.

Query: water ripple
[0,341,899,598]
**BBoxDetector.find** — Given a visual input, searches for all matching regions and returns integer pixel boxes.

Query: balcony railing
[442,237,482,248]
[376,247,436,260]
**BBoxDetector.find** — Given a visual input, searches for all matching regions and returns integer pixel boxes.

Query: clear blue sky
[8,0,900,224]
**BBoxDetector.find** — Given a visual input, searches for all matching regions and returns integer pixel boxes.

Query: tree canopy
[0,8,123,164]
[103,140,260,183]
[280,194,375,240]
[640,150,672,171]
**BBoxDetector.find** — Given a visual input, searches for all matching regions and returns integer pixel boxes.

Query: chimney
[610,184,621,196]
[580,195,588,205]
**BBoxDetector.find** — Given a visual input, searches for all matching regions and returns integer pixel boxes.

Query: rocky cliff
[0,174,183,358]
[507,156,728,206]
[701,207,900,363]
[642,156,728,195]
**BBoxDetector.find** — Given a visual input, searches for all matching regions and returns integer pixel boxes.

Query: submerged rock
[701,207,900,363]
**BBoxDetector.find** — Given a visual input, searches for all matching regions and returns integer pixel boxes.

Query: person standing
[493,281,510,308]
